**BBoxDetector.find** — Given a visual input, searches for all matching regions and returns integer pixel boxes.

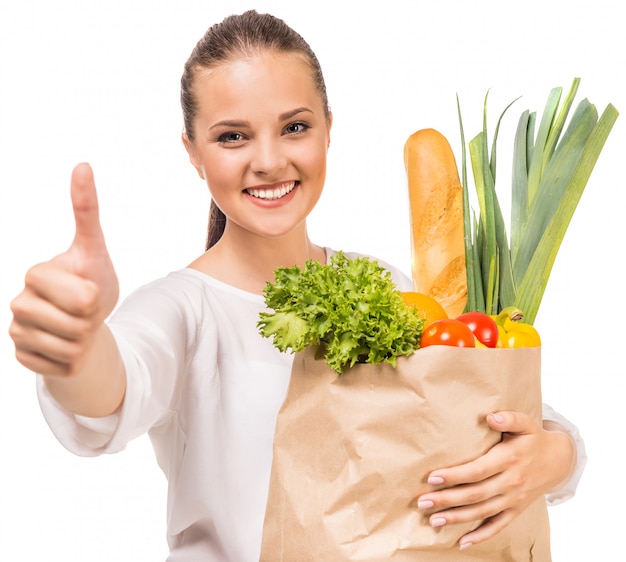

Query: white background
[1,0,624,560]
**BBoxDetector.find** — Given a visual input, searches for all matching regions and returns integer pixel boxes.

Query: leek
[459,78,618,324]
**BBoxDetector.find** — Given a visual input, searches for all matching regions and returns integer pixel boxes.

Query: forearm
[542,420,577,493]
[43,324,126,418]
[542,403,588,505]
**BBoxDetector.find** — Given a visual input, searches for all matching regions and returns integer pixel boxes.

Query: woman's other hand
[415,410,576,550]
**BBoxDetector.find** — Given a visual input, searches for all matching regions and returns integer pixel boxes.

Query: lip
[244,180,299,202]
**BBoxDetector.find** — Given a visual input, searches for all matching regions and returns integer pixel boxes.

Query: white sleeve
[37,277,195,456]
[542,402,587,506]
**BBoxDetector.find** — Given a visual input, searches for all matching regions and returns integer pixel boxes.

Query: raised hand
[10,163,120,381]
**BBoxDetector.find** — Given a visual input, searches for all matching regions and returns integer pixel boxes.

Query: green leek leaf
[511,110,531,261]
[457,95,480,313]
[515,102,619,323]
[513,99,599,283]
[527,86,562,203]
[460,79,618,324]
[469,133,498,313]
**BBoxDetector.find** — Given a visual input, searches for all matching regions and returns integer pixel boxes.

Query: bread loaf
[403,128,467,318]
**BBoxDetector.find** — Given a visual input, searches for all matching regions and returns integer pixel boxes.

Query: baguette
[403,128,467,318]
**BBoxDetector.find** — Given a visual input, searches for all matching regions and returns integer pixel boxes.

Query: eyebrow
[208,107,314,131]
[279,107,314,121]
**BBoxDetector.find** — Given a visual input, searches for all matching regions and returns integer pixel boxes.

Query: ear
[326,112,333,149]
[182,132,205,180]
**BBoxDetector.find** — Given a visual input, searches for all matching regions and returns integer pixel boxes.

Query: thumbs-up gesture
[10,163,120,378]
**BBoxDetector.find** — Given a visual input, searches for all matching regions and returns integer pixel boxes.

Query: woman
[9,10,584,560]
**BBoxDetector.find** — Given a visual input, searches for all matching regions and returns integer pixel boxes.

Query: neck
[189,225,326,294]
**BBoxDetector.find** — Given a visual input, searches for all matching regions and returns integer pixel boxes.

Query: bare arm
[42,324,126,417]
[10,163,124,417]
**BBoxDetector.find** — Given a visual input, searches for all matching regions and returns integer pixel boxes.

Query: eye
[284,122,310,135]
[216,131,246,144]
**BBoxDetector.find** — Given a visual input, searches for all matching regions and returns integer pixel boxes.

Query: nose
[250,136,287,176]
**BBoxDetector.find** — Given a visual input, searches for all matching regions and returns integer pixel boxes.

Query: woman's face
[184,51,332,242]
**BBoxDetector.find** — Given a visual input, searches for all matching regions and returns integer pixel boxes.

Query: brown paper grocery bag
[260,345,551,561]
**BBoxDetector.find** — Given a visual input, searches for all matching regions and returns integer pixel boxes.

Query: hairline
[185,48,330,140]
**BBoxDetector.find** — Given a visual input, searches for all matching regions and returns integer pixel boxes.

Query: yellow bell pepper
[492,307,541,348]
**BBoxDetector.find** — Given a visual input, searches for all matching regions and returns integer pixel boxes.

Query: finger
[67,164,118,311]
[10,310,88,374]
[13,327,85,372]
[416,470,509,517]
[425,449,504,489]
[22,261,100,317]
[423,483,510,524]
[458,509,516,550]
[423,479,497,508]
[424,412,539,488]
[10,290,94,341]
[70,162,106,255]
[486,410,536,435]
[14,347,74,377]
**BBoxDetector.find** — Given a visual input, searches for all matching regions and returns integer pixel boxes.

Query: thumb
[65,163,119,315]
[487,410,535,435]
[70,162,106,253]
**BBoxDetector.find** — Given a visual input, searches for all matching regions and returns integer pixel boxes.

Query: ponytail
[206,200,226,250]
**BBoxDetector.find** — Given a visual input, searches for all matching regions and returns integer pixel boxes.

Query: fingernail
[460,541,473,550]
[431,517,447,528]
[428,476,445,485]
[417,499,434,509]
[489,413,504,423]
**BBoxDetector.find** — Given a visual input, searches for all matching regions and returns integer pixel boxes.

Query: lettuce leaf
[258,251,423,374]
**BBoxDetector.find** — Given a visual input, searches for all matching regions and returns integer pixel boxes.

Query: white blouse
[37,250,586,561]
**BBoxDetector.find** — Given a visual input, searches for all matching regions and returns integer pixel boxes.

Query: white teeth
[247,181,296,200]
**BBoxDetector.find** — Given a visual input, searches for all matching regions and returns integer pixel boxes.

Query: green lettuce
[258,251,423,374]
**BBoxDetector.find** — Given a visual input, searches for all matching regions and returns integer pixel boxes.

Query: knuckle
[44,351,82,377]
[24,263,46,288]
[464,487,485,504]
[71,316,96,339]
[61,340,87,364]
[23,267,37,288]
[512,483,530,504]
[72,282,100,316]
[466,463,490,483]
[510,470,526,488]
[9,294,28,319]
[8,321,23,344]
[63,337,94,365]
[14,349,33,369]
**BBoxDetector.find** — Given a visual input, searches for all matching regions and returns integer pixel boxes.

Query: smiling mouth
[245,181,297,200]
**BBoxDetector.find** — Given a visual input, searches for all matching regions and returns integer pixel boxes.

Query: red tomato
[456,312,499,348]
[420,319,476,348]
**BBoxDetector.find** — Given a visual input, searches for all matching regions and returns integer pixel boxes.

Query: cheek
[298,142,328,180]
[203,151,243,191]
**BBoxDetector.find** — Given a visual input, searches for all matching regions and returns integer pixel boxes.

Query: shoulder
[325,248,413,291]
[117,269,210,307]
[110,269,219,329]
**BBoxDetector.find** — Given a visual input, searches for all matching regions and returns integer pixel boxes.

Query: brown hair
[180,10,331,250]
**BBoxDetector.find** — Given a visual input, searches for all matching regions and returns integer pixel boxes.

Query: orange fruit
[400,291,448,328]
